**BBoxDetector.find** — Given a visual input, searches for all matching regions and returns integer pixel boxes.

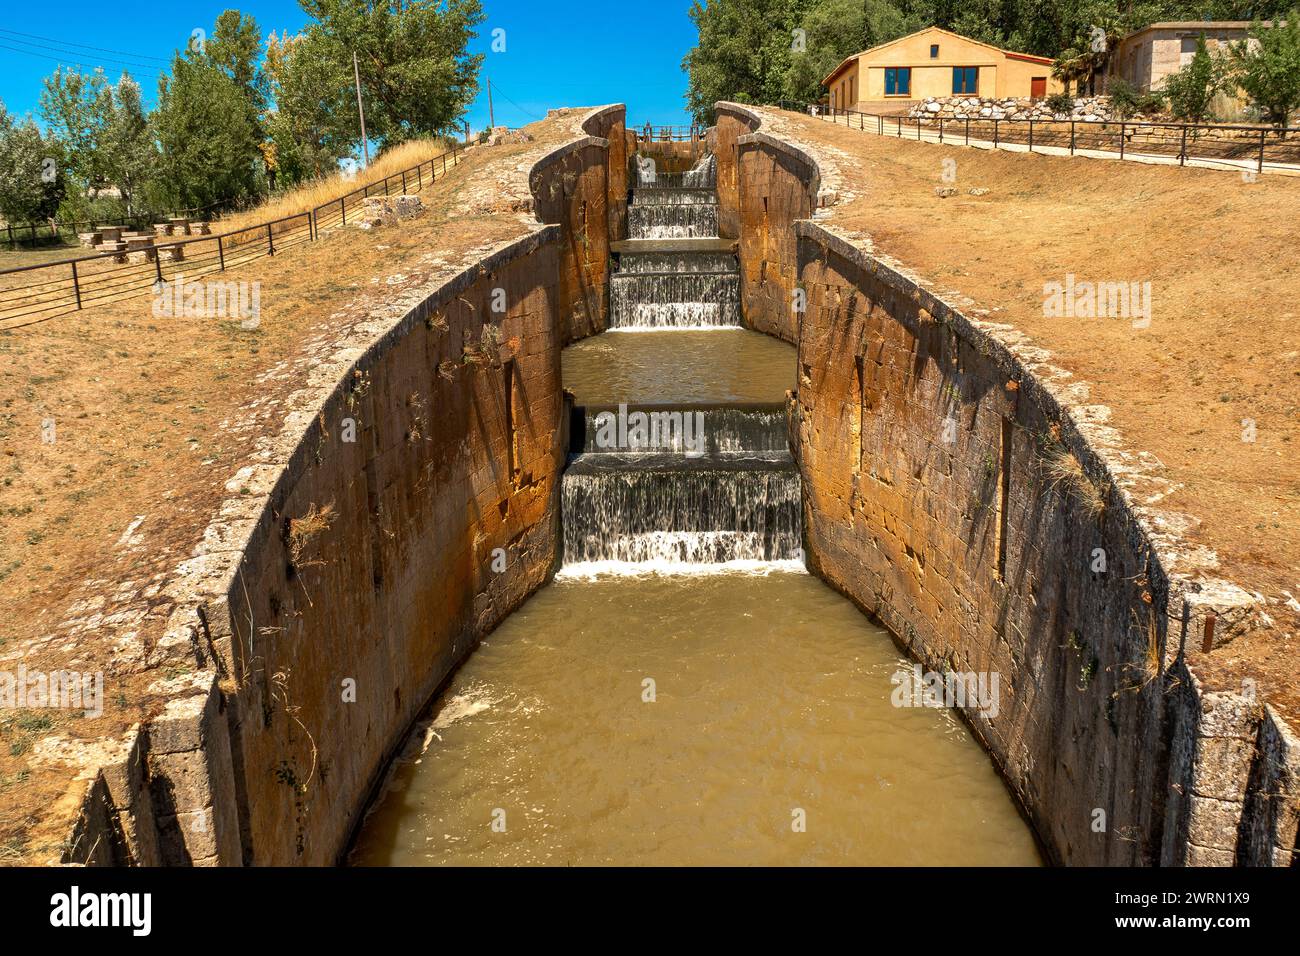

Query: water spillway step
[618,251,737,274]
[570,402,789,456]
[609,271,740,329]
[631,188,718,206]
[611,238,734,255]
[628,203,720,240]
[561,453,802,565]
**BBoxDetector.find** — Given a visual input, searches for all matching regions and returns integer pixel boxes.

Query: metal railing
[0,141,464,330]
[636,124,705,143]
[774,100,1299,174]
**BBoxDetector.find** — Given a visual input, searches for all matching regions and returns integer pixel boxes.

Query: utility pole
[487,77,495,131]
[353,50,370,168]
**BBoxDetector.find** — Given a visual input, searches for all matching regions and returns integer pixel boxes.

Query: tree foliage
[0,103,67,223]
[265,29,358,185]
[151,52,263,211]
[1225,12,1300,124]
[299,0,485,146]
[1163,33,1226,121]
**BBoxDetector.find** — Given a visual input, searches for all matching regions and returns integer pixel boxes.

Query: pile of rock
[354,195,424,231]
[486,126,534,146]
[909,95,1120,123]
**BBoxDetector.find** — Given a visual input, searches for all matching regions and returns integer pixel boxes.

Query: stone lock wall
[715,106,820,342]
[720,102,1300,866]
[63,106,627,867]
[796,232,1176,864]
[581,105,630,245]
[531,135,611,344]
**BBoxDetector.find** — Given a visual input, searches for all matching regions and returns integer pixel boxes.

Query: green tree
[1225,13,1300,124]
[0,103,67,223]
[207,9,270,116]
[783,0,919,103]
[265,29,358,185]
[39,67,113,191]
[299,0,485,147]
[38,68,158,216]
[151,53,262,211]
[100,76,158,214]
[683,0,809,123]
[1163,33,1225,122]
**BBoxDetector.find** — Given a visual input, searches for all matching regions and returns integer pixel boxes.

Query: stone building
[1108,21,1256,91]
[822,26,1062,113]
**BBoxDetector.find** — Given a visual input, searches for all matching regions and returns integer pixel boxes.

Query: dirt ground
[0,113,577,862]
[768,107,1299,728]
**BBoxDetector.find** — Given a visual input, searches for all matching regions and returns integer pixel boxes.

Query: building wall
[835,29,1059,105]
[1112,27,1251,91]
[829,61,860,110]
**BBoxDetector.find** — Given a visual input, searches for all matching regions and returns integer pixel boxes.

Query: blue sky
[0,0,699,129]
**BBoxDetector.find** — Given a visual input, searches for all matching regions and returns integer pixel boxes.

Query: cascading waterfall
[561,147,801,572]
[609,152,739,331]
[562,456,801,565]
[575,403,789,456]
[627,203,719,238]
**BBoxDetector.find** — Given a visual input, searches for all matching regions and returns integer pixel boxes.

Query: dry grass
[1041,443,1107,520]
[218,137,460,235]
[287,501,335,571]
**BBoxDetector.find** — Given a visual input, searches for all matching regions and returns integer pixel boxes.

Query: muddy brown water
[351,280,1039,865]
[350,571,1041,866]
[561,328,797,405]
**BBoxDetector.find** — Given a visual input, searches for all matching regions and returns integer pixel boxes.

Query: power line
[0,27,172,63]
[0,38,163,78]
[487,81,544,122]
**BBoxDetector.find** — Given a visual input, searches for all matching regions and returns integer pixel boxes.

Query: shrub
[1163,34,1225,122]
[1108,78,1140,118]
[1225,14,1300,125]
[1045,92,1075,114]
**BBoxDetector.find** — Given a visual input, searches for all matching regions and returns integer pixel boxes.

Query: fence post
[29,223,37,248]
[1258,129,1266,173]
[154,249,164,286]
[268,223,275,256]
[417,164,422,190]
[442,153,447,174]
[1028,120,1033,152]
[341,197,347,226]
[939,117,944,143]
[1120,121,1125,159]
[1070,120,1076,154]
[994,119,999,148]
[218,235,225,271]
[966,118,970,145]
[402,170,407,193]
[879,115,883,135]
[1179,126,1187,166]
[71,261,82,310]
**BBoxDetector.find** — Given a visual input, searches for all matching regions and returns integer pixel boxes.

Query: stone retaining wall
[62,106,626,866]
[717,101,1299,866]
